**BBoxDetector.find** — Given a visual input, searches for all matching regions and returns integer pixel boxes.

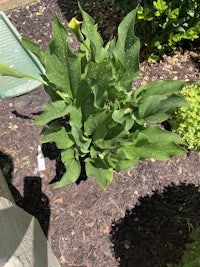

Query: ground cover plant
[169,83,200,154]
[0,4,189,189]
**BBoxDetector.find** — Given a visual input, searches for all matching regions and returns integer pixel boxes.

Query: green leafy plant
[168,227,200,267]
[136,0,200,59]
[169,83,200,154]
[0,4,189,189]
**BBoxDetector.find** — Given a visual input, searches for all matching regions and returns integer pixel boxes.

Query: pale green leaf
[114,158,139,172]
[68,105,83,129]
[84,110,111,137]
[121,141,185,160]
[112,110,135,131]
[71,125,91,154]
[85,158,113,189]
[0,62,46,85]
[34,100,68,125]
[54,149,81,188]
[41,122,73,149]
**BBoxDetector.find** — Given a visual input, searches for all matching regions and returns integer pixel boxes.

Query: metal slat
[0,11,45,98]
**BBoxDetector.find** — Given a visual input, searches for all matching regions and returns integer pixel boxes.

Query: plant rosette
[0,3,189,189]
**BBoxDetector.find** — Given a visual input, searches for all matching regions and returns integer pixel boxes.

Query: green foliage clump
[0,5,188,189]
[136,0,200,61]
[168,227,200,267]
[169,83,200,154]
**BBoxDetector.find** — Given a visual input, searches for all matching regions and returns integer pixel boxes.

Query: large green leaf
[138,94,167,119]
[113,143,140,171]
[54,149,81,188]
[85,60,113,108]
[114,157,139,172]
[135,126,186,145]
[133,80,188,123]
[67,105,91,154]
[113,9,140,90]
[84,110,110,137]
[78,2,106,62]
[41,122,73,149]
[95,123,128,149]
[121,141,185,160]
[105,123,128,140]
[68,105,83,129]
[34,100,68,125]
[85,158,113,189]
[76,79,95,121]
[119,126,186,160]
[112,110,135,131]
[45,16,81,98]
[133,80,185,101]
[70,125,91,154]
[136,94,189,123]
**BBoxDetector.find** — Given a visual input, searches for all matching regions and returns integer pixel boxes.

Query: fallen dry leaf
[86,221,95,228]
[8,123,18,131]
[53,197,63,204]
[71,230,75,236]
[60,255,67,264]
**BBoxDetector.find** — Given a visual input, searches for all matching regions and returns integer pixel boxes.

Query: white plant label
[37,145,46,171]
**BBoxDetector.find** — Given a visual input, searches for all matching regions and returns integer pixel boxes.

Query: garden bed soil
[0,1,200,266]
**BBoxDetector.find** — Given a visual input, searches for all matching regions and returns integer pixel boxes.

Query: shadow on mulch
[0,151,50,237]
[190,53,200,71]
[111,183,200,267]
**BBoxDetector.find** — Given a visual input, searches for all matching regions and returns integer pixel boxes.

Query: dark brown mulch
[1,1,200,267]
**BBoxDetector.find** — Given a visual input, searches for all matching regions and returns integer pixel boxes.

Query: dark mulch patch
[111,183,200,267]
[1,1,200,266]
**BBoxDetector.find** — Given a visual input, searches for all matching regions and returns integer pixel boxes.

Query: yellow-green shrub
[169,83,200,153]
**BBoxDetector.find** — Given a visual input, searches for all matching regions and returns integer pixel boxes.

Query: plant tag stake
[37,145,45,171]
